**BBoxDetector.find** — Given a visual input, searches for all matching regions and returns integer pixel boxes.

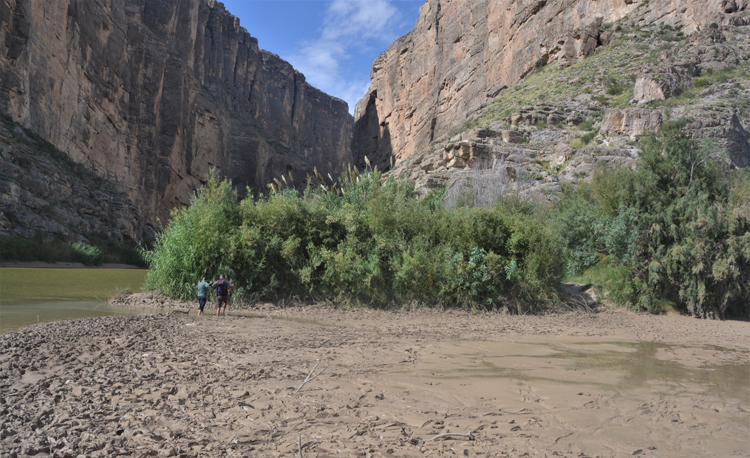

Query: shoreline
[1,305,748,457]
[0,261,145,269]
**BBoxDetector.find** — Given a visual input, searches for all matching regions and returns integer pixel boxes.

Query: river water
[0,267,161,334]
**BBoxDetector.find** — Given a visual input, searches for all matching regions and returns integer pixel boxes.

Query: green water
[0,268,157,334]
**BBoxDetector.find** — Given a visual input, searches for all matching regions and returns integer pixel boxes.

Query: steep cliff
[383,20,750,203]
[0,0,353,239]
[353,0,749,168]
[0,114,142,241]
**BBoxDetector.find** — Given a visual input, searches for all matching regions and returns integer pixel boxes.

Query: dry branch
[294,363,325,394]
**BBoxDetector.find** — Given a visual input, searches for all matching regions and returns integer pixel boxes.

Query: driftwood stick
[422,432,474,442]
[298,434,303,458]
[294,363,325,394]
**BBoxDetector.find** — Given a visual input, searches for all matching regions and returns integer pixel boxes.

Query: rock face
[353,0,748,168]
[385,15,750,203]
[390,122,639,205]
[0,115,143,241]
[633,65,700,104]
[0,0,353,238]
[600,109,664,138]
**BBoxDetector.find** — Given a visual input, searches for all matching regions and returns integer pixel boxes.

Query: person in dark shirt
[212,274,232,316]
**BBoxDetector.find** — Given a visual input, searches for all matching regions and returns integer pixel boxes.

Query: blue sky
[220,0,424,113]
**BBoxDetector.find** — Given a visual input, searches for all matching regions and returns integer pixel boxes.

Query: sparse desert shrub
[580,130,598,145]
[604,77,624,95]
[571,129,599,148]
[592,95,609,105]
[577,120,596,131]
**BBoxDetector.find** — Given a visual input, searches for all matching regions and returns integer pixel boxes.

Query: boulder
[446,158,465,168]
[502,130,528,144]
[600,109,663,137]
[486,84,508,98]
[634,65,699,103]
[550,145,574,168]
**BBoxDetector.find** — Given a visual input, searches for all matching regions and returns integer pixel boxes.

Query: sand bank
[1,305,748,457]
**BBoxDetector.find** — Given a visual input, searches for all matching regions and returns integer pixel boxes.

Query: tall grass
[144,168,563,311]
[443,159,511,208]
[145,124,748,318]
[143,173,241,297]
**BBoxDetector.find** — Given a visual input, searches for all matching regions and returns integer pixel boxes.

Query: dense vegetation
[0,234,146,267]
[144,169,563,312]
[558,121,749,318]
[145,124,749,318]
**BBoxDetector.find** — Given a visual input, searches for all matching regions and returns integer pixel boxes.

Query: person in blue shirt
[196,277,210,316]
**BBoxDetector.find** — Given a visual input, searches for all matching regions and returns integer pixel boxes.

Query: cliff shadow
[352,91,393,172]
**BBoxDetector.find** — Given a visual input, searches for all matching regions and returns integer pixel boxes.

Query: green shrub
[592,95,609,105]
[145,168,564,311]
[71,243,104,265]
[0,234,145,266]
[604,77,624,96]
[0,235,74,263]
[578,120,596,131]
[693,77,712,89]
[557,121,750,318]
[571,129,599,149]
[581,130,598,145]
[143,172,241,298]
[593,205,639,266]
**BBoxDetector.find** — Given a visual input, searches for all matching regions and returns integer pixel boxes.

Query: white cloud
[289,0,402,114]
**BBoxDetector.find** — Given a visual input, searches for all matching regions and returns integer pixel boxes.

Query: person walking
[213,274,232,316]
[196,277,210,316]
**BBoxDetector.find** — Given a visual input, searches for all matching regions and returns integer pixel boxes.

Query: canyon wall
[0,0,353,239]
[353,0,748,168]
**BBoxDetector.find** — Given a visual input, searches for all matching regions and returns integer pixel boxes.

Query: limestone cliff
[0,0,353,239]
[0,114,142,241]
[353,0,748,168]
[383,20,750,202]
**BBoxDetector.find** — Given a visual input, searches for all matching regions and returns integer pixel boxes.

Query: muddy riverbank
[1,305,748,457]
[0,262,143,269]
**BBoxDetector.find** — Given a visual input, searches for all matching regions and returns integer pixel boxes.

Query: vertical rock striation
[0,0,353,238]
[353,0,747,168]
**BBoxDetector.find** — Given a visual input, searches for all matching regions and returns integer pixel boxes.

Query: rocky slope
[0,0,353,239]
[353,0,749,170]
[387,21,750,201]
